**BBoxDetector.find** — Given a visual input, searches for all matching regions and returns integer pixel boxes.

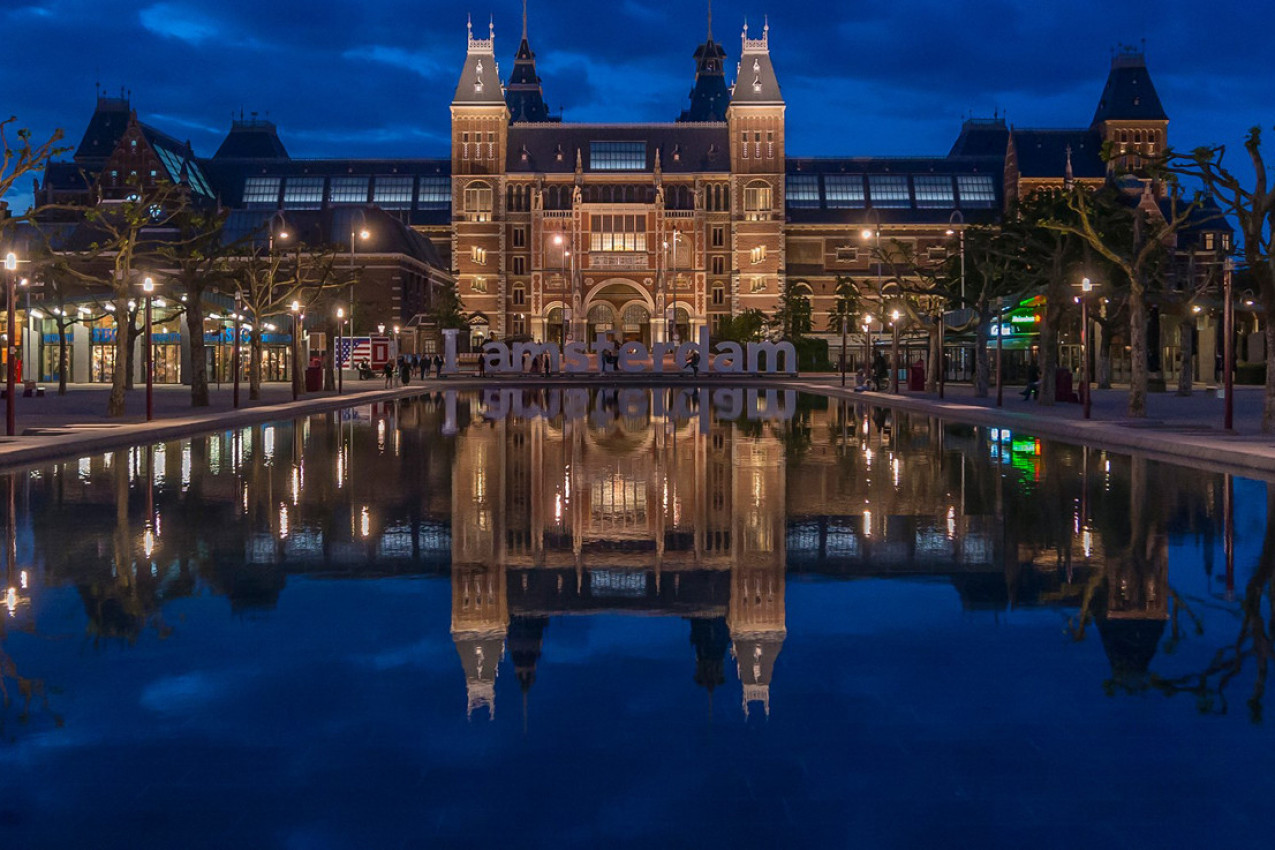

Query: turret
[1091,45,1169,175]
[679,2,730,122]
[505,1,555,123]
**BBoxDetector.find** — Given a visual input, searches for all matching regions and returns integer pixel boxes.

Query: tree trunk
[108,297,128,417]
[1096,305,1112,389]
[186,297,209,407]
[1037,299,1062,407]
[57,323,68,396]
[925,319,939,393]
[124,317,138,391]
[249,331,262,401]
[973,303,991,398]
[1128,282,1148,418]
[1176,317,1194,397]
[1263,320,1275,432]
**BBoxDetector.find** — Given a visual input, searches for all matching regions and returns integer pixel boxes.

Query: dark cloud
[2,0,1272,211]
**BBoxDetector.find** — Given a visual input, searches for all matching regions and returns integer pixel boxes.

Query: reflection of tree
[1142,484,1275,721]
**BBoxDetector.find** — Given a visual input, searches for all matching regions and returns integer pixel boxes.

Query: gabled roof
[214,117,290,160]
[729,21,783,107]
[1092,47,1168,124]
[452,18,508,108]
[137,124,216,199]
[74,96,131,165]
[1011,129,1105,179]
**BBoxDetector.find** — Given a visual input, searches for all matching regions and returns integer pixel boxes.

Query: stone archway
[585,279,654,345]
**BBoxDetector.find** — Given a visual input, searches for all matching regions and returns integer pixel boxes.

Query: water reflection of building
[450,388,786,719]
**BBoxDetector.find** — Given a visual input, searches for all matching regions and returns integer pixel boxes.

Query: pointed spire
[707,0,713,40]
[506,1,554,122]
[679,1,729,121]
[522,0,528,40]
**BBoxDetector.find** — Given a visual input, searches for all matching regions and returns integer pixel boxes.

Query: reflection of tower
[690,616,729,696]
[728,433,786,716]
[1096,536,1169,683]
[509,615,548,726]
[451,415,509,718]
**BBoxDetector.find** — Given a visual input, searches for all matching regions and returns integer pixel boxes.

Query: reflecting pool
[1,387,1273,848]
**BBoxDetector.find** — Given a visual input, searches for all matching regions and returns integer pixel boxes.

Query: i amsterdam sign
[442,327,798,376]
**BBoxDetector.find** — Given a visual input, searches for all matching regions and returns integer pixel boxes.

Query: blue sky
[2,0,1273,211]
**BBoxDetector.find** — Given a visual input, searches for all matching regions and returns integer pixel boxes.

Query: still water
[0,387,1272,848]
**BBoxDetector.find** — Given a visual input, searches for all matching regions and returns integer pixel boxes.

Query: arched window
[512,284,526,306]
[464,181,492,222]
[744,180,772,220]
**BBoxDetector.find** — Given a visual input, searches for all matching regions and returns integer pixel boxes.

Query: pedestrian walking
[433,354,443,378]
[383,359,394,388]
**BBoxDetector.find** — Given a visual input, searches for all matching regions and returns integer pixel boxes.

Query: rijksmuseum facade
[31,13,1197,378]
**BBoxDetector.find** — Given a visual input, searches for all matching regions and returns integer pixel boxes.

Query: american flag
[336,337,391,368]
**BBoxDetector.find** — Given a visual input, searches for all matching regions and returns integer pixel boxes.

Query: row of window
[785,173,997,210]
[242,175,451,211]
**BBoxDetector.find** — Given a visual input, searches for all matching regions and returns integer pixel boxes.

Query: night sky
[2,0,1272,211]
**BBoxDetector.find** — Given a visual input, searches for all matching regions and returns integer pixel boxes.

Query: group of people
[375,353,444,387]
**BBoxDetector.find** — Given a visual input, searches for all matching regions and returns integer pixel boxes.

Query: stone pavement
[1,375,1274,477]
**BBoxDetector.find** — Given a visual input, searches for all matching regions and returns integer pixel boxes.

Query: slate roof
[214,118,290,160]
[1011,129,1105,179]
[507,124,731,174]
[948,118,1009,158]
[73,97,132,165]
[1092,48,1168,124]
[730,23,782,106]
[679,36,730,123]
[452,21,507,108]
[506,35,556,123]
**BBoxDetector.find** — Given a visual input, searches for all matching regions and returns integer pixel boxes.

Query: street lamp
[336,306,346,395]
[1224,257,1234,431]
[946,210,966,304]
[890,308,901,394]
[1079,276,1093,420]
[840,313,848,388]
[290,300,302,401]
[3,251,16,436]
[349,215,371,334]
[143,276,156,421]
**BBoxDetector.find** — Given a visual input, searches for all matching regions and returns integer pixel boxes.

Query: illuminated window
[374,175,415,210]
[464,182,493,222]
[589,214,646,252]
[786,174,820,209]
[471,246,487,264]
[824,175,865,208]
[242,176,281,208]
[416,176,450,210]
[912,175,955,208]
[867,174,910,208]
[282,176,324,210]
[589,141,645,171]
[956,174,996,208]
[750,277,767,293]
[743,181,772,218]
[471,277,488,293]
[328,176,369,205]
[750,245,767,264]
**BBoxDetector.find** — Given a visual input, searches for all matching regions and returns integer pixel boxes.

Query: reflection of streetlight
[233,289,243,409]
[1224,258,1234,431]
[1078,277,1093,419]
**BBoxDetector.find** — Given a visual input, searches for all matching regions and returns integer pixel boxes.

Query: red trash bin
[305,365,324,393]
[908,360,926,391]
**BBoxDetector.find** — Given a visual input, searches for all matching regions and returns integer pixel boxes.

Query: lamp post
[143,276,155,421]
[1224,257,1234,431]
[350,218,370,336]
[890,309,901,394]
[233,290,243,409]
[946,210,965,304]
[336,306,346,395]
[3,251,16,437]
[291,300,302,401]
[667,230,681,344]
[995,297,1004,407]
[862,316,872,386]
[1080,277,1093,420]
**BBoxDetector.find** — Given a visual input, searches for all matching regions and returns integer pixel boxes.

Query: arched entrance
[586,280,655,345]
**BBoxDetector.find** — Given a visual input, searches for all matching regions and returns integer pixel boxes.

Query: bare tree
[1167,130,1275,429]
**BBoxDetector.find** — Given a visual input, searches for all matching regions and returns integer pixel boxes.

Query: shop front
[205,328,293,384]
